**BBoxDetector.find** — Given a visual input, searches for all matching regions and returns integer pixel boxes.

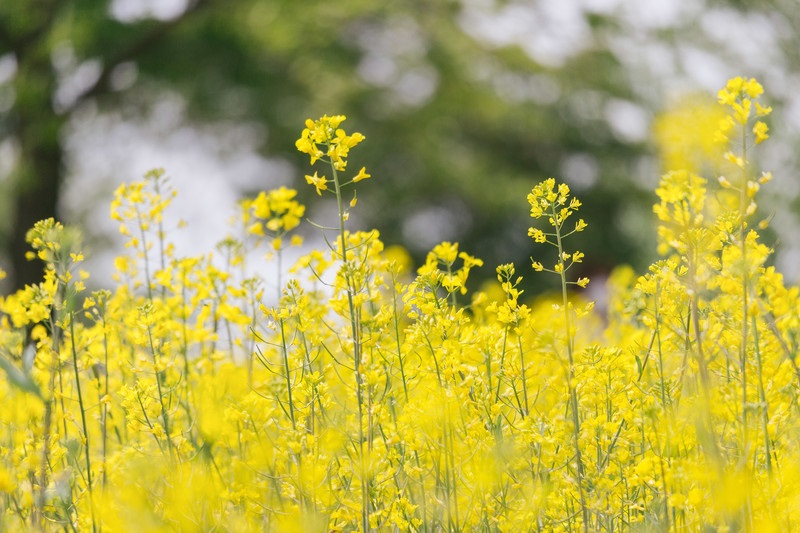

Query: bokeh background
[2,0,799,296]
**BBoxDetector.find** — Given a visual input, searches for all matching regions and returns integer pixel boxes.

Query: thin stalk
[180,266,191,382]
[517,335,529,417]
[34,393,53,530]
[390,272,409,402]
[279,318,296,430]
[329,155,369,532]
[752,314,772,472]
[444,413,459,532]
[35,287,65,529]
[650,417,670,533]
[654,279,673,531]
[100,306,109,491]
[151,175,169,300]
[388,273,428,529]
[739,122,750,453]
[53,283,69,440]
[655,279,668,409]
[134,204,153,302]
[495,328,508,404]
[737,124,756,531]
[552,203,589,533]
[146,319,174,459]
[247,284,259,388]
[69,312,96,533]
[688,254,711,392]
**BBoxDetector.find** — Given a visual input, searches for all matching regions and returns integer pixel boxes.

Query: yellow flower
[717,88,736,106]
[430,241,459,265]
[305,171,328,195]
[753,120,769,144]
[528,228,547,243]
[296,115,363,170]
[743,77,764,98]
[353,166,371,183]
[441,273,463,294]
[724,151,744,168]
[714,116,735,144]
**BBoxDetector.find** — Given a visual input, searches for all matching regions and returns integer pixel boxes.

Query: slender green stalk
[551,203,589,533]
[99,302,110,491]
[247,282,259,388]
[36,284,65,530]
[34,390,53,530]
[150,174,169,300]
[388,271,428,528]
[653,278,674,530]
[494,325,508,405]
[517,336,529,417]
[654,279,668,409]
[739,121,750,453]
[752,314,772,472]
[688,251,711,392]
[278,318,296,430]
[69,312,97,533]
[328,152,369,532]
[144,310,174,459]
[134,204,154,302]
[390,271,409,402]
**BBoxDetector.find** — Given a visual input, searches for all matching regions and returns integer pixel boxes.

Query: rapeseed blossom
[1,77,798,532]
[296,114,365,170]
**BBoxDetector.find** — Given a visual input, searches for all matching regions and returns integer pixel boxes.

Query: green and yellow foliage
[0,78,796,532]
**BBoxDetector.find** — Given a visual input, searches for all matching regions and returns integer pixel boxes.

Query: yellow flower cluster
[653,94,728,173]
[296,114,365,168]
[0,78,796,532]
[242,186,305,251]
[716,76,772,146]
[527,178,588,286]
[416,241,484,298]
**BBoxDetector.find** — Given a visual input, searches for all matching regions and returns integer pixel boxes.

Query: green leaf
[0,347,43,399]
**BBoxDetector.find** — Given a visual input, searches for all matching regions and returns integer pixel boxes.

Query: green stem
[517,335,529,417]
[552,204,589,533]
[391,272,409,403]
[752,314,772,472]
[740,120,750,452]
[146,315,174,459]
[279,317,296,430]
[100,308,109,491]
[329,155,369,532]
[69,312,96,533]
[135,204,153,302]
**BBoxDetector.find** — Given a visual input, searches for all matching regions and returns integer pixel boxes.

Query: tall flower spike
[527,178,588,282]
[715,76,771,146]
[296,115,365,171]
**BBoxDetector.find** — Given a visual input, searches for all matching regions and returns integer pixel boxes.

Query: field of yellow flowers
[1,77,798,532]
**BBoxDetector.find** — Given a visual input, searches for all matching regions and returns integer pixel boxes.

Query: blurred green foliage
[1,0,795,293]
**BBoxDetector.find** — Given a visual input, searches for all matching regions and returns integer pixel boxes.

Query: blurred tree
[0,0,217,289]
[1,0,795,293]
